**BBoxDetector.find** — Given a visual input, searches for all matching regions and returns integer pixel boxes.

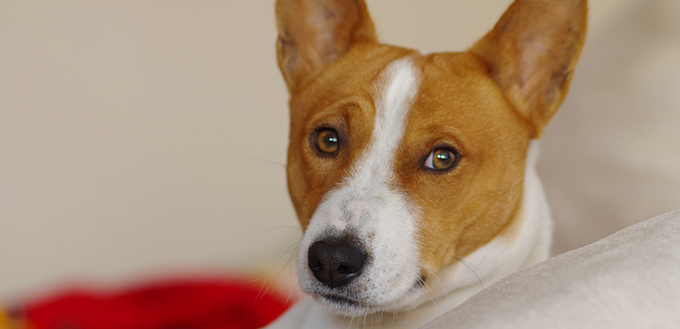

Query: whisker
[422,266,446,293]
[452,256,484,289]
[345,313,354,329]
[247,157,287,169]
[283,270,301,305]
[374,311,383,327]
[419,274,442,309]
[248,237,302,307]
[420,267,447,308]
[263,225,302,235]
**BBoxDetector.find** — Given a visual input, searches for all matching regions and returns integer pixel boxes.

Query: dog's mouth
[319,293,362,306]
[315,293,375,315]
[313,276,427,315]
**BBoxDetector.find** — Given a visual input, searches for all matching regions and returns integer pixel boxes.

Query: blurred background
[1,0,678,311]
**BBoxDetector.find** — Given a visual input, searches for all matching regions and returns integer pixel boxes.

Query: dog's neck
[419,140,552,311]
[271,140,552,329]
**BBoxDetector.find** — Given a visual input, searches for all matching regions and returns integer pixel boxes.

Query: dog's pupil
[435,149,454,169]
[324,134,337,146]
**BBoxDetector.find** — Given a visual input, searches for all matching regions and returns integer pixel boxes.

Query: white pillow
[421,210,680,329]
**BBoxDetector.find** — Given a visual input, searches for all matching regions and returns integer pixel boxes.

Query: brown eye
[424,148,457,171]
[314,129,340,154]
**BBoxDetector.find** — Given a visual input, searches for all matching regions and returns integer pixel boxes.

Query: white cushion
[421,210,680,328]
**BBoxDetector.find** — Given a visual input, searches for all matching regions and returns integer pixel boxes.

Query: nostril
[337,265,349,275]
[307,239,367,288]
[310,260,323,272]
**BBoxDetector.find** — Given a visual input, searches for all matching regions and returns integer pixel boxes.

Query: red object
[22,277,290,329]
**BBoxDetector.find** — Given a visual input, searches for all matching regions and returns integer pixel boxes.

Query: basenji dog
[267,0,587,328]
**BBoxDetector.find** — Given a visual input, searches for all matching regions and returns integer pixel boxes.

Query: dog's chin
[311,283,426,317]
[313,294,375,317]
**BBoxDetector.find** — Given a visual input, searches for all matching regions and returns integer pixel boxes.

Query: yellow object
[0,307,9,329]
[0,307,25,329]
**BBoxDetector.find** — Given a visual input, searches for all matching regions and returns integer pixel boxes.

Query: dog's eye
[314,128,340,154]
[424,147,458,171]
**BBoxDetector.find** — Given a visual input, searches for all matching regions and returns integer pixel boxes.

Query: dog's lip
[320,293,359,304]
[312,277,426,310]
[318,293,368,307]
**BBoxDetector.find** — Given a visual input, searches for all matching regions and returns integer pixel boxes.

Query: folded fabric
[421,210,680,328]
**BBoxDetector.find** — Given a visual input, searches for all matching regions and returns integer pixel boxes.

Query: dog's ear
[471,0,587,138]
[276,0,377,93]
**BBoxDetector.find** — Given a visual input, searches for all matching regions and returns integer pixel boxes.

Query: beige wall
[2,0,678,300]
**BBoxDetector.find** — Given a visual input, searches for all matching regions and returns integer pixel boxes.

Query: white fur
[265,141,552,329]
[294,57,424,317]
[409,140,552,312]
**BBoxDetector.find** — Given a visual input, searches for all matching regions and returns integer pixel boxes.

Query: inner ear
[470,0,587,137]
[276,0,377,93]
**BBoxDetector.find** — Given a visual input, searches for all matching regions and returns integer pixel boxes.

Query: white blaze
[297,56,425,313]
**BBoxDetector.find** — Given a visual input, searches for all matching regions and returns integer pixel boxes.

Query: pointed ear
[276,0,377,93]
[471,0,587,137]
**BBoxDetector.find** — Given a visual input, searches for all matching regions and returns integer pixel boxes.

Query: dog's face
[276,0,586,316]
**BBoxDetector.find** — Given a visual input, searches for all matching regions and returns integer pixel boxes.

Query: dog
[266,0,587,328]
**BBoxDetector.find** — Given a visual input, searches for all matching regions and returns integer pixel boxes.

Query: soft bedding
[422,210,680,328]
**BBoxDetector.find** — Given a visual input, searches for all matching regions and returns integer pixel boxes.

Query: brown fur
[471,0,588,137]
[277,0,586,286]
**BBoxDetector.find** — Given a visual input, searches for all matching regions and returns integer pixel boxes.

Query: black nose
[307,239,367,288]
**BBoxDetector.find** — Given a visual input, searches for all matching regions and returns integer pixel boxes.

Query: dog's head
[276,0,586,316]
